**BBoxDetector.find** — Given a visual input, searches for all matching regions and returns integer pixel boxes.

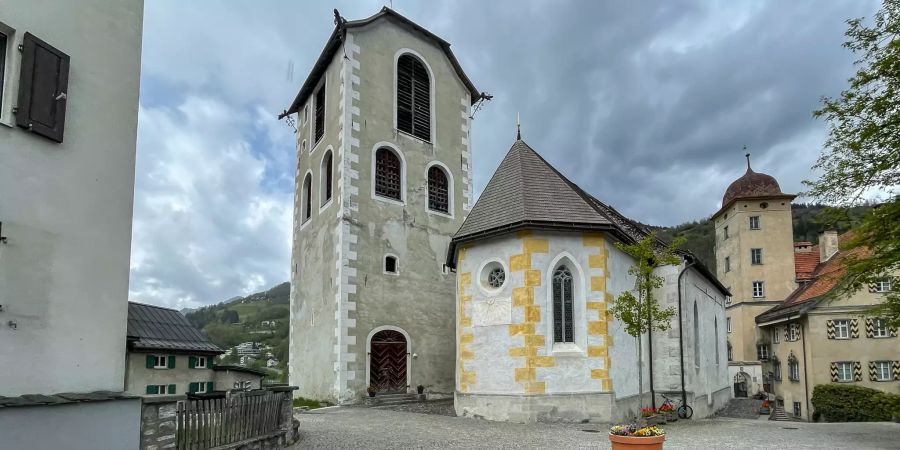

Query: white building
[0,0,144,448]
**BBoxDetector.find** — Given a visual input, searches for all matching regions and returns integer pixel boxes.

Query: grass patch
[293,397,333,409]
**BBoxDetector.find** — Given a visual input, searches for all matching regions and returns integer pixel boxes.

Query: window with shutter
[146,385,159,395]
[16,32,70,143]
[168,384,177,394]
[146,354,156,369]
[396,54,431,141]
[167,355,176,369]
[206,381,214,392]
[189,356,197,369]
[552,265,574,343]
[427,166,449,213]
[188,382,198,394]
[374,148,402,201]
[314,80,325,144]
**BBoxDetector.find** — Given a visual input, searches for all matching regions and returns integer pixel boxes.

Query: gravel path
[293,407,900,449]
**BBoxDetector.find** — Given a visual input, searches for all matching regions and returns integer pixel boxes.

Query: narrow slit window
[321,151,333,206]
[427,166,449,213]
[396,54,431,141]
[302,173,312,223]
[0,32,7,107]
[552,265,574,343]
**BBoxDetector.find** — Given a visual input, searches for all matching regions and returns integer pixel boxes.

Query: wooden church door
[369,330,407,392]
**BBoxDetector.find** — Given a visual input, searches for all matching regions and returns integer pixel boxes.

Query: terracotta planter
[609,434,665,450]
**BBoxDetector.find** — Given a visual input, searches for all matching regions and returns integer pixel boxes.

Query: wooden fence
[175,390,287,449]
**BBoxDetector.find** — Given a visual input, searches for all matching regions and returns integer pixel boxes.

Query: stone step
[769,406,791,421]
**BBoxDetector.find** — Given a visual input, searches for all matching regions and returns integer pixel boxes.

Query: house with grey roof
[447,137,732,422]
[125,302,264,396]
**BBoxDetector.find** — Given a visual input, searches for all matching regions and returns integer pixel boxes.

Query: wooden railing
[175,390,287,449]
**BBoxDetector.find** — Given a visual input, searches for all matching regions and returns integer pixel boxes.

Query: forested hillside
[655,203,874,273]
[185,282,290,376]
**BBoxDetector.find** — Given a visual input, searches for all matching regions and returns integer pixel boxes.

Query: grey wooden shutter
[314,81,325,143]
[16,32,69,143]
[396,54,430,141]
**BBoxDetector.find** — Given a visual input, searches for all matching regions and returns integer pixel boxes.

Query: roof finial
[744,146,751,171]
[516,112,521,140]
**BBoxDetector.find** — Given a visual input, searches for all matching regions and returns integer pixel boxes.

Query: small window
[874,361,892,381]
[756,344,769,361]
[314,80,326,144]
[427,166,449,213]
[153,355,168,369]
[872,318,889,338]
[752,281,765,298]
[196,356,207,369]
[396,54,431,141]
[875,279,892,293]
[727,343,733,362]
[773,361,782,381]
[723,226,729,240]
[749,216,760,230]
[834,319,849,339]
[726,317,732,333]
[788,323,801,341]
[836,362,853,382]
[751,248,763,265]
[724,256,731,273]
[488,267,505,289]
[321,151,333,206]
[302,173,312,223]
[384,255,398,274]
[793,401,801,417]
[772,327,780,344]
[146,384,174,395]
[374,148,402,201]
[196,382,208,394]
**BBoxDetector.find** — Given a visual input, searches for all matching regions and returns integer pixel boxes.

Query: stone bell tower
[281,8,484,403]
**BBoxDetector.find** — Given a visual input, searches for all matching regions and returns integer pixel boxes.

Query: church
[283,7,731,423]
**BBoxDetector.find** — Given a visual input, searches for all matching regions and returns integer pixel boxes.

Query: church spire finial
[744,146,751,171]
[516,112,521,140]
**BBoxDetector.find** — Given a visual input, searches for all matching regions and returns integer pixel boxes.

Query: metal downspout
[677,256,696,407]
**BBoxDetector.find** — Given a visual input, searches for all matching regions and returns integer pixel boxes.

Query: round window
[760,202,769,209]
[480,261,506,291]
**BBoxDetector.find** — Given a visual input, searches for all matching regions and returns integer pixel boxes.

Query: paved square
[293,407,900,449]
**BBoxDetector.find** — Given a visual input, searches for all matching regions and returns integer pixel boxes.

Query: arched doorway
[369,329,408,393]
[734,371,750,398]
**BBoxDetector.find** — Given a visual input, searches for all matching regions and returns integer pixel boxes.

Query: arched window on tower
[396,54,431,141]
[321,150,333,206]
[693,301,700,368]
[375,147,402,201]
[302,173,312,223]
[553,265,574,343]
[427,166,449,213]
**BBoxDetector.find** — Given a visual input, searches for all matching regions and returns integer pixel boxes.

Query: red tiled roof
[794,249,820,280]
[758,232,868,323]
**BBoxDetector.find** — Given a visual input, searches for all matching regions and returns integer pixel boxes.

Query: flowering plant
[640,407,658,417]
[610,424,665,437]
[761,400,770,408]
[658,403,675,413]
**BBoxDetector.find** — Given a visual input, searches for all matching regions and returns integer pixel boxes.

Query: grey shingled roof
[454,140,618,239]
[127,302,223,354]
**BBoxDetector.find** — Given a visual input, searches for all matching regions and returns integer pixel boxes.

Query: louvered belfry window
[397,54,431,141]
[427,166,449,213]
[314,80,326,143]
[375,148,402,200]
[553,265,574,343]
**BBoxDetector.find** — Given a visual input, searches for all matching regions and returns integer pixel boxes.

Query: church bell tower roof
[717,153,795,217]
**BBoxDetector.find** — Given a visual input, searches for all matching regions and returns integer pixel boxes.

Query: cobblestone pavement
[293,407,900,449]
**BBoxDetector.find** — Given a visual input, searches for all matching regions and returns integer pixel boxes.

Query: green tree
[608,232,681,414]
[806,0,900,326]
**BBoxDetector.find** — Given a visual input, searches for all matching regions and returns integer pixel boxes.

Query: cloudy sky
[130,0,879,309]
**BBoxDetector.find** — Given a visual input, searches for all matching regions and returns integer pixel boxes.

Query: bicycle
[660,394,693,419]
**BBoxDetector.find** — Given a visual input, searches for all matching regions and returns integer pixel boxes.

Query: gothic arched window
[427,166,449,213]
[374,148,402,201]
[321,150,333,206]
[397,54,431,141]
[553,265,574,343]
[302,173,312,223]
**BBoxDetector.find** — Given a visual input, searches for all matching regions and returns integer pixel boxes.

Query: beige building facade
[713,156,795,397]
[756,233,899,420]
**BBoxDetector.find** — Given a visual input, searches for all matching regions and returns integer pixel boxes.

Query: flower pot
[609,434,665,450]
